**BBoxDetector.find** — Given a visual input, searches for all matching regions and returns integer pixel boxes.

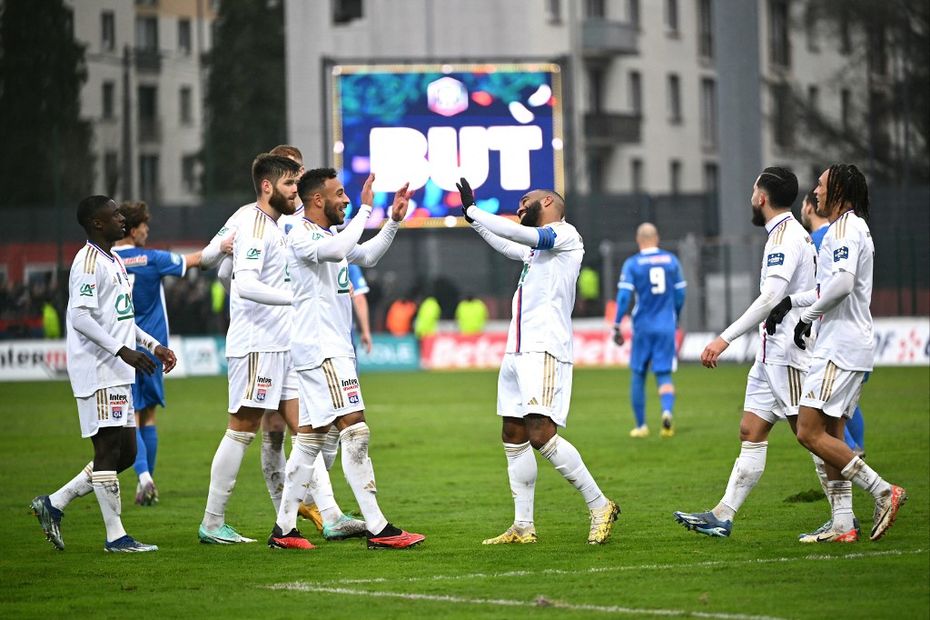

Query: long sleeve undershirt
[233,270,293,306]
[346,218,400,267]
[719,275,789,343]
[800,270,855,323]
[313,205,373,262]
[71,309,159,355]
[466,205,541,247]
[471,221,527,261]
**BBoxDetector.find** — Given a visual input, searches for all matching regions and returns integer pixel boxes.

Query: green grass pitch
[0,365,927,618]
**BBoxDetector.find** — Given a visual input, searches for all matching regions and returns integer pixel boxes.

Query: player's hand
[765,296,792,335]
[220,230,236,255]
[793,319,812,349]
[701,336,729,369]
[389,182,413,222]
[117,346,156,375]
[456,177,476,223]
[612,324,624,347]
[360,331,373,354]
[361,173,375,207]
[154,345,177,374]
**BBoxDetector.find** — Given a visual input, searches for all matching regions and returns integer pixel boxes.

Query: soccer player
[672,167,820,538]
[612,223,686,438]
[269,168,425,550]
[31,195,176,552]
[801,190,867,456]
[113,201,202,506]
[768,164,906,542]
[456,177,619,545]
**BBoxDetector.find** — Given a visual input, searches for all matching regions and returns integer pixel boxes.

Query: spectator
[455,294,488,335]
[414,295,441,338]
[385,296,417,336]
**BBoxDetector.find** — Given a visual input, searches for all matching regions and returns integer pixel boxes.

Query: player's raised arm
[346,181,413,267]
[457,178,531,261]
[458,178,546,248]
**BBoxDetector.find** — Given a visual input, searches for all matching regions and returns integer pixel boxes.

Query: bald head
[636,222,659,249]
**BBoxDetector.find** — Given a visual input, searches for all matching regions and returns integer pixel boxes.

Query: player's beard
[269,186,296,216]
[520,200,543,227]
[324,199,346,227]
[751,201,765,227]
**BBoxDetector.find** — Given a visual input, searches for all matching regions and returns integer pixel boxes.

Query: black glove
[612,325,624,347]
[793,319,812,349]
[456,177,475,223]
[765,296,792,335]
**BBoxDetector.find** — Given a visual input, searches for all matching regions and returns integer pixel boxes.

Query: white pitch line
[267,584,787,620]
[296,548,927,586]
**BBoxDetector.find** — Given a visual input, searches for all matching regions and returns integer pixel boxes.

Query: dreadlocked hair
[826,163,870,222]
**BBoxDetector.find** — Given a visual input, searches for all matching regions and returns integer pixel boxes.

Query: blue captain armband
[534,226,557,250]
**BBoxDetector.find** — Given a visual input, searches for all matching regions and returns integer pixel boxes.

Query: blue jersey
[810,224,829,251]
[113,245,185,345]
[348,264,369,296]
[615,247,686,334]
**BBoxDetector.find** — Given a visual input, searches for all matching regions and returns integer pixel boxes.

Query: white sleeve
[233,270,293,306]
[800,271,855,322]
[465,206,540,247]
[71,308,123,356]
[135,325,159,353]
[345,219,400,267]
[790,289,819,307]
[471,221,528,261]
[217,256,233,291]
[719,275,789,343]
[200,239,225,269]
[310,205,373,263]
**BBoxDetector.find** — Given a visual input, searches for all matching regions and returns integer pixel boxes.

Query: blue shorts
[630,330,676,374]
[132,349,165,410]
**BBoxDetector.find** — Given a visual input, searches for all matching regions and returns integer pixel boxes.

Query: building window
[178,18,192,55]
[585,0,606,18]
[546,0,562,23]
[179,86,193,125]
[697,0,713,59]
[868,25,887,76]
[665,0,679,33]
[670,160,682,194]
[588,153,606,193]
[138,85,158,140]
[700,77,717,147]
[807,85,819,128]
[139,155,160,203]
[101,11,115,52]
[333,0,363,24]
[667,73,682,123]
[182,155,199,194]
[805,2,819,52]
[104,151,119,197]
[839,11,851,54]
[631,159,644,193]
[628,71,642,115]
[769,0,791,68]
[771,83,794,148]
[587,66,605,113]
[840,88,852,131]
[136,16,158,51]
[627,0,640,28]
[704,162,719,194]
[102,82,115,120]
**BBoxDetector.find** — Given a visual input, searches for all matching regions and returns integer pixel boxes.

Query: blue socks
[133,426,149,476]
[631,371,646,427]
[132,426,159,476]
[656,372,675,415]
[845,407,865,451]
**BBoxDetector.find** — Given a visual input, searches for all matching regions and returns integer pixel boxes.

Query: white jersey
[812,211,874,371]
[226,207,293,356]
[756,214,817,368]
[287,218,355,369]
[277,204,305,236]
[66,243,137,397]
[207,202,256,248]
[506,221,584,362]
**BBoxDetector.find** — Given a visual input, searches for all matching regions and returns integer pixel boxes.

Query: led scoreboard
[329,62,565,227]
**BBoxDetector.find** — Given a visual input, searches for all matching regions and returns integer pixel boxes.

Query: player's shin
[276,433,323,533]
[631,371,646,427]
[717,441,767,521]
[321,426,340,470]
[827,480,855,531]
[202,430,254,530]
[504,442,537,525]
[92,470,127,542]
[261,431,286,512]
[841,456,891,500]
[49,461,94,510]
[308,452,344,526]
[340,422,388,535]
[538,435,607,510]
[811,453,830,500]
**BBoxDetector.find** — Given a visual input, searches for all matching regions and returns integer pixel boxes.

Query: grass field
[0,365,927,619]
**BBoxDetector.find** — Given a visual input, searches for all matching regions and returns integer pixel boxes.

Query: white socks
[321,426,341,470]
[716,441,768,521]
[50,461,94,511]
[811,453,830,499]
[340,423,388,535]
[842,456,892,500]
[504,442,537,526]
[276,433,325,533]
[92,470,126,542]
[828,480,855,531]
[538,435,607,510]
[261,431,286,512]
[202,429,255,530]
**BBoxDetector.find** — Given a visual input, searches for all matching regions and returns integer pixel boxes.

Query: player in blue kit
[114,201,202,505]
[801,190,866,456]
[612,223,686,438]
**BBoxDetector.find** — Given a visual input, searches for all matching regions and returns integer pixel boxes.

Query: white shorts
[297,357,365,428]
[799,357,865,419]
[76,385,136,438]
[227,351,298,413]
[743,361,805,423]
[497,352,573,427]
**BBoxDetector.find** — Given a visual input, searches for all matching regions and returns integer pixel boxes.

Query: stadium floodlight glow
[329,61,564,228]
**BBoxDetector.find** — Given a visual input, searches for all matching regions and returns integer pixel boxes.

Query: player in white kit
[674,168,832,538]
[455,177,619,545]
[269,168,425,550]
[31,195,176,552]
[767,163,907,542]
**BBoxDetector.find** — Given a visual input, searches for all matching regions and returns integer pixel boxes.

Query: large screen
[329,62,564,228]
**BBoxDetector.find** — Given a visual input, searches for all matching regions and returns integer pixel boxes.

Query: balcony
[582,19,638,57]
[584,112,641,147]
[138,117,162,143]
[134,48,161,73]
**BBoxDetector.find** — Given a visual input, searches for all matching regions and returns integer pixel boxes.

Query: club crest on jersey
[766,252,785,267]
[246,248,262,260]
[255,376,273,402]
[79,283,96,296]
[109,393,128,419]
[342,378,360,404]
[833,246,849,262]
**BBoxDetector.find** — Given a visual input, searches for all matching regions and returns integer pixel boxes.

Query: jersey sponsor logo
[766,252,785,267]
[341,378,359,388]
[255,375,273,402]
[109,393,128,420]
[833,246,849,262]
[284,264,291,283]
[337,267,350,294]
[114,293,135,320]
[517,263,530,288]
[121,255,148,267]
[79,283,96,296]
[246,248,262,260]
[170,253,182,265]
[215,226,229,237]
